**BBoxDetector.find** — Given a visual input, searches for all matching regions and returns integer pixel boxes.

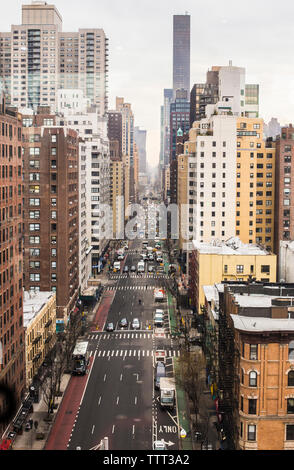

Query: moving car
[130,265,136,272]
[123,265,129,273]
[117,254,124,261]
[131,318,140,330]
[148,265,154,273]
[118,318,128,329]
[106,322,114,332]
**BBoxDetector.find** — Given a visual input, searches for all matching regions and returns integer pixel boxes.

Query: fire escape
[218,306,240,450]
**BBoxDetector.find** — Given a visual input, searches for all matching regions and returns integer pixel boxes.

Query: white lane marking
[116,350,119,356]
[102,351,106,357]
[116,396,119,405]
[103,374,106,382]
[80,350,97,406]
[111,350,115,356]
[132,425,135,435]
[91,425,95,434]
[112,425,115,434]
[98,396,101,406]
[120,374,123,381]
[98,351,102,357]
[134,350,136,356]
[134,396,137,405]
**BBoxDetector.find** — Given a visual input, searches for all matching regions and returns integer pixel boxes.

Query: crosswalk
[90,349,181,359]
[105,285,167,292]
[109,274,168,280]
[88,332,172,340]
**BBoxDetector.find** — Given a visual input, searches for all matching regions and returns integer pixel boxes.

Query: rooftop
[231,314,294,333]
[23,291,55,328]
[193,237,271,256]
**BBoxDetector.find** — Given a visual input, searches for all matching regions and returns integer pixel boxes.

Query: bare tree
[40,363,58,418]
[174,349,206,428]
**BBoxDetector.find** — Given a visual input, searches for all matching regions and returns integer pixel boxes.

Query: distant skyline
[1,1,294,168]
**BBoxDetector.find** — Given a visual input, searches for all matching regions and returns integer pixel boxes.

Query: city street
[48,238,183,450]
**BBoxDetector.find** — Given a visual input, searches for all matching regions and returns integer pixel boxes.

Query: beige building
[236,117,275,253]
[24,291,56,387]
[110,159,124,238]
[190,237,277,313]
[116,97,135,210]
[0,2,108,115]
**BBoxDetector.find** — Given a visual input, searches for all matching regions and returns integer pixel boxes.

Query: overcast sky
[2,0,294,168]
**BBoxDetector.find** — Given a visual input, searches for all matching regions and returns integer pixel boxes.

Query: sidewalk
[12,373,71,450]
[167,291,193,450]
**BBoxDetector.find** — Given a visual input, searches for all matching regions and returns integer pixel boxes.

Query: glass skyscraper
[173,14,190,98]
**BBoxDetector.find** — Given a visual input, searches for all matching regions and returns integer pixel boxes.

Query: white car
[131,318,140,330]
[153,440,166,450]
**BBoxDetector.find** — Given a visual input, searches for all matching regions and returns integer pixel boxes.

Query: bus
[72,341,89,375]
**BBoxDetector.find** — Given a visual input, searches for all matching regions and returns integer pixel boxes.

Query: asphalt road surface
[67,238,181,451]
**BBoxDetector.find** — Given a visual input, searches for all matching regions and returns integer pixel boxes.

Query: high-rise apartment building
[0,2,108,115]
[160,89,173,169]
[107,110,122,159]
[134,127,147,174]
[170,88,190,162]
[190,65,259,128]
[274,125,294,256]
[173,14,190,98]
[22,108,79,322]
[56,101,111,276]
[0,97,26,436]
[236,117,275,253]
[116,97,135,209]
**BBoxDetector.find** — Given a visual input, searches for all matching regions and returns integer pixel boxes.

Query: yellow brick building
[236,117,276,252]
[190,238,277,313]
[24,291,56,387]
[110,160,124,238]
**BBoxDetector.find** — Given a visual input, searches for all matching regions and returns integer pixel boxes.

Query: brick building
[0,97,26,436]
[274,125,294,256]
[203,282,294,450]
[22,107,79,322]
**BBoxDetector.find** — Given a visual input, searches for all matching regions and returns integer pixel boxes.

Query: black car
[118,318,128,328]
[106,322,114,332]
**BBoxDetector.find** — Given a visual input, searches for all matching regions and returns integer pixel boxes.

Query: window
[236,265,244,274]
[29,273,40,282]
[29,147,40,156]
[249,371,257,387]
[250,345,258,360]
[248,399,257,415]
[287,399,294,414]
[261,265,270,273]
[286,425,294,441]
[248,425,256,441]
[289,341,294,360]
[288,371,294,386]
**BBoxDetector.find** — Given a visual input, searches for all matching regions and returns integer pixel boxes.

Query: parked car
[131,318,140,330]
[119,318,128,329]
[106,322,114,332]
